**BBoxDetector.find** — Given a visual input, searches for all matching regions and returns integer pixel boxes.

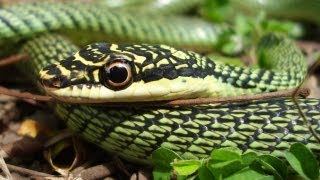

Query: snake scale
[0,1,320,164]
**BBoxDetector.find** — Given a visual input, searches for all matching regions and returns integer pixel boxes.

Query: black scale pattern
[56,98,320,164]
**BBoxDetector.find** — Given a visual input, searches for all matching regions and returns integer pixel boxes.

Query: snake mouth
[41,84,115,104]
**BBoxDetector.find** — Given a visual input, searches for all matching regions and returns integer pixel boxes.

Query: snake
[0,2,232,54]
[228,0,320,24]
[0,1,319,164]
[17,33,318,164]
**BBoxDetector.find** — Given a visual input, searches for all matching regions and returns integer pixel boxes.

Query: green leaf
[199,0,231,22]
[208,159,245,179]
[177,174,187,180]
[153,169,172,180]
[250,155,287,180]
[152,147,182,168]
[211,147,242,162]
[198,166,215,180]
[225,167,273,180]
[285,143,319,180]
[173,160,201,176]
[152,147,182,180]
[241,151,258,166]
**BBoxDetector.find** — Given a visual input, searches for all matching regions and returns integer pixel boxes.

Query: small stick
[113,157,131,177]
[72,163,116,180]
[161,88,310,106]
[292,56,320,143]
[0,54,28,67]
[44,129,73,148]
[297,40,320,54]
[91,88,310,107]
[0,157,11,179]
[6,163,54,177]
[0,86,52,102]
[0,85,309,106]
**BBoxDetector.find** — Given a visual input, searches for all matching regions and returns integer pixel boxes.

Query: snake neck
[204,33,307,97]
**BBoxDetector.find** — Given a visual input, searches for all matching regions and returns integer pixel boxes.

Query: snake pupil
[108,66,128,83]
[99,59,133,90]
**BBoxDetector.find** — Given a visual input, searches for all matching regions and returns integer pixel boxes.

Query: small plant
[152,143,319,180]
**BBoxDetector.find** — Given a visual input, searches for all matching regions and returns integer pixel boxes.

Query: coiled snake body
[1,1,320,164]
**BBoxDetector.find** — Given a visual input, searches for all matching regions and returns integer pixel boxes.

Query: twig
[130,169,152,180]
[6,163,54,177]
[0,54,28,67]
[0,86,52,102]
[297,40,320,55]
[0,85,309,106]
[113,157,131,177]
[92,88,310,107]
[0,157,11,180]
[44,129,73,148]
[292,55,320,143]
[72,163,116,180]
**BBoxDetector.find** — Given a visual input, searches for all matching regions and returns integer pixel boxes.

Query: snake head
[39,43,214,103]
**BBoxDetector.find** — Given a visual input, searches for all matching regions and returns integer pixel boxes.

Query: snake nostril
[41,77,62,88]
[51,78,62,88]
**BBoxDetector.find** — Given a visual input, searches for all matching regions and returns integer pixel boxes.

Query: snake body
[0,2,227,52]
[19,34,319,164]
[1,1,319,164]
[229,0,320,24]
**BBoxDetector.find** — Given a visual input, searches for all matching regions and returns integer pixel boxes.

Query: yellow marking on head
[73,52,106,66]
[169,57,177,64]
[80,85,91,97]
[147,50,159,60]
[39,70,55,80]
[132,54,147,64]
[157,59,170,66]
[175,64,188,69]
[172,50,189,59]
[71,86,81,97]
[92,69,100,82]
[109,44,118,51]
[142,63,154,72]
[56,64,71,77]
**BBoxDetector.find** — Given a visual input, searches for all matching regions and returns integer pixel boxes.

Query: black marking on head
[79,43,112,63]
[44,64,61,76]
[43,42,291,93]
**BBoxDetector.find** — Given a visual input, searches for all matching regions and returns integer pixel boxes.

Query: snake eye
[99,59,133,90]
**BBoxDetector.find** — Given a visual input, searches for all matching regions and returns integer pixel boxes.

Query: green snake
[0,2,229,53]
[20,33,319,164]
[228,0,320,24]
[0,1,320,164]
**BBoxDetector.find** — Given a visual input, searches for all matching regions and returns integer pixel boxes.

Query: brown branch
[297,40,320,55]
[93,88,310,107]
[44,129,73,148]
[113,157,131,177]
[0,86,52,102]
[0,86,309,106]
[130,169,152,180]
[0,54,29,67]
[6,164,54,178]
[0,157,11,179]
[72,163,116,180]
[292,56,320,143]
